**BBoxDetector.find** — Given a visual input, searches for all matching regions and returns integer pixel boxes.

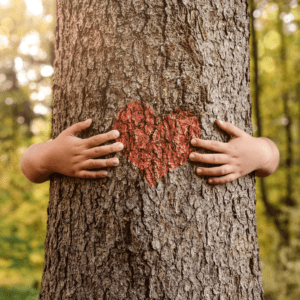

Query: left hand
[189,120,271,184]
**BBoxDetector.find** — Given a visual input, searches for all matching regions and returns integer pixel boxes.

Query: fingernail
[218,120,223,124]
[113,130,120,138]
[86,119,92,125]
[197,168,202,174]
[190,153,195,159]
[102,171,107,176]
[191,139,196,145]
[208,179,213,183]
[112,158,119,165]
[117,142,124,150]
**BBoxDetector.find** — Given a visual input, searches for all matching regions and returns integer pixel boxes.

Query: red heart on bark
[114,102,201,187]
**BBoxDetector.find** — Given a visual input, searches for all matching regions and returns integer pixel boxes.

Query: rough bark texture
[40,0,264,299]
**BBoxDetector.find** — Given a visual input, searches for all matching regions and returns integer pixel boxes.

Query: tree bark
[40,0,265,299]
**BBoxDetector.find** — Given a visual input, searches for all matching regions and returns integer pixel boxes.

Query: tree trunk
[249,0,269,232]
[297,82,300,146]
[40,0,265,299]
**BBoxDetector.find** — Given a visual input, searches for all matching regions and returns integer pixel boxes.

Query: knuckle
[106,159,113,166]
[219,178,225,184]
[228,157,234,165]
[211,141,217,149]
[109,131,116,140]
[211,156,217,164]
[77,144,86,154]
[228,144,235,152]
[106,131,113,140]
[89,160,95,168]
[193,155,200,162]
[216,178,223,184]
[95,147,102,156]
[102,159,108,167]
[93,148,99,156]
[232,146,239,154]
[105,131,111,138]
[192,153,198,161]
[195,139,201,146]
[227,176,233,183]
[94,135,103,145]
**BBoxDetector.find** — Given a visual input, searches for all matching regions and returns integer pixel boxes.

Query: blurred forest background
[0,0,299,299]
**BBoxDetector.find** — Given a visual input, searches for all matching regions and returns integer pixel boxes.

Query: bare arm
[21,119,124,184]
[254,137,280,178]
[21,140,53,183]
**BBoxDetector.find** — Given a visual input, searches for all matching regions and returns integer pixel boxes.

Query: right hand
[44,119,124,179]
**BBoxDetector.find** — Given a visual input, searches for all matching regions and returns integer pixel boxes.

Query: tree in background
[39,0,265,298]
[250,0,300,299]
[0,0,55,295]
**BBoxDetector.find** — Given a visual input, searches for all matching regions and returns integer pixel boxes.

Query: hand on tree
[189,120,280,184]
[21,119,124,183]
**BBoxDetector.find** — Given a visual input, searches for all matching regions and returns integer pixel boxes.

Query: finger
[191,138,228,153]
[189,153,229,165]
[207,173,239,185]
[85,142,124,158]
[82,157,119,170]
[196,164,233,176]
[216,120,246,138]
[85,130,120,148]
[65,119,92,136]
[78,170,107,179]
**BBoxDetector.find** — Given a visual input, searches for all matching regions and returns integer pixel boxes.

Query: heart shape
[114,102,201,187]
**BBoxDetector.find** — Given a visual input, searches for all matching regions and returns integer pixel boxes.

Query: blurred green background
[0,0,299,299]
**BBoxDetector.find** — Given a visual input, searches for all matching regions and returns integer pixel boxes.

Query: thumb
[66,119,92,136]
[216,120,245,138]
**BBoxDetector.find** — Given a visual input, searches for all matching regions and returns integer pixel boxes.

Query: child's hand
[189,120,280,184]
[45,119,124,179]
[21,119,124,183]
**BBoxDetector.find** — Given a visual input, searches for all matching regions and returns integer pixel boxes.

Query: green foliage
[0,0,55,293]
[0,285,39,300]
[250,1,300,299]
[0,0,299,299]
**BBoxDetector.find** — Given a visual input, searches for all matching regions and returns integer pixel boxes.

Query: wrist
[254,137,279,177]
[21,141,53,183]
[40,139,55,175]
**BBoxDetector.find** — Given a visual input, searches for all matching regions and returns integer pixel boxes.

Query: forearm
[21,141,53,183]
[255,137,280,177]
